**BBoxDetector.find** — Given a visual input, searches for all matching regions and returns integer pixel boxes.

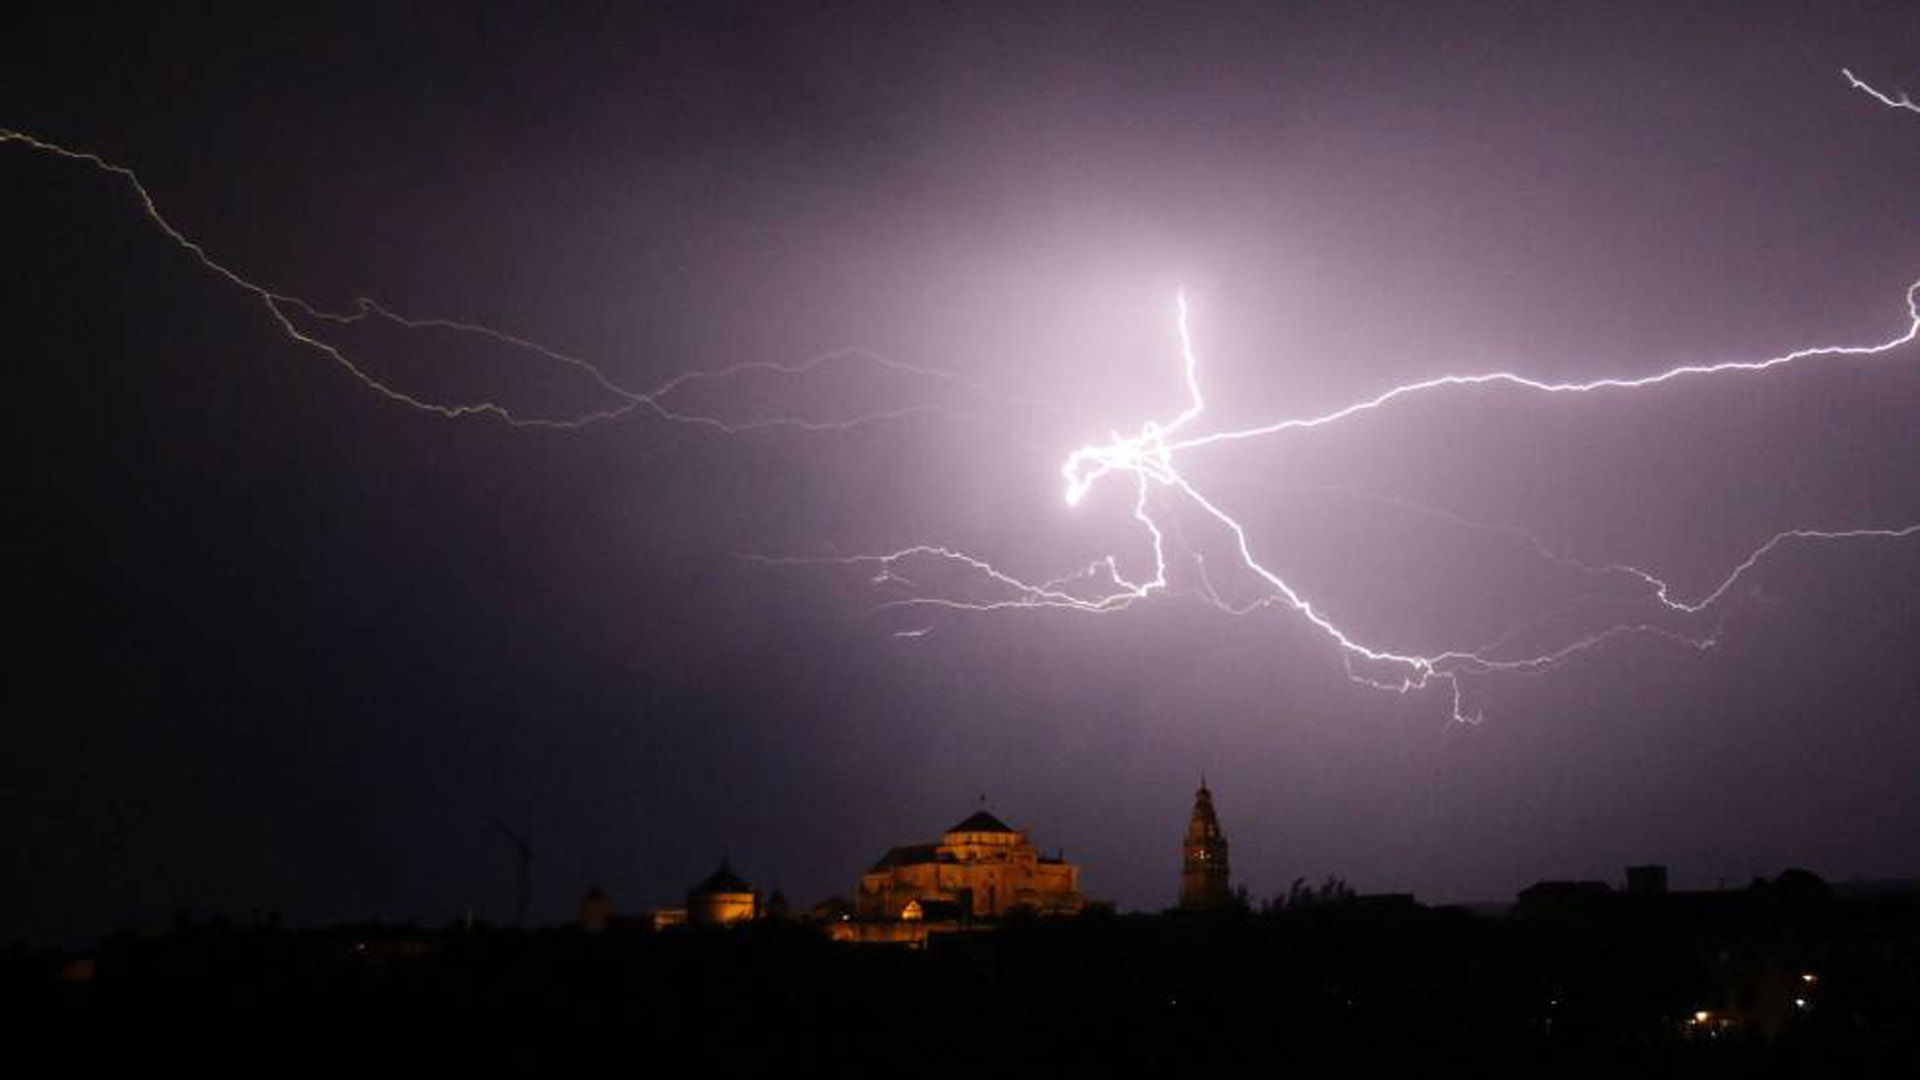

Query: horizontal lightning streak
[1844,68,1920,115]
[792,275,1920,722]
[1,128,1037,432]
[1154,282,1920,457]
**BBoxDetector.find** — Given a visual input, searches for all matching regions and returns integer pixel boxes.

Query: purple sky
[4,2,1918,944]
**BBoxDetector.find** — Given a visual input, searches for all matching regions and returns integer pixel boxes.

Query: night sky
[5,2,1918,947]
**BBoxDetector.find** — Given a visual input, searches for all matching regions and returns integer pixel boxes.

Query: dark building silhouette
[1627,864,1670,896]
[1179,781,1232,910]
[577,883,612,934]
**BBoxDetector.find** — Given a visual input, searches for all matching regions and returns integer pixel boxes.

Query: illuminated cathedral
[835,805,1085,944]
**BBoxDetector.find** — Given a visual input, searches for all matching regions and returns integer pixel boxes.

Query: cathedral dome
[943,808,1022,850]
[947,809,1015,834]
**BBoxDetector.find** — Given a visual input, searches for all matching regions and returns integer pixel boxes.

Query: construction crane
[491,819,533,928]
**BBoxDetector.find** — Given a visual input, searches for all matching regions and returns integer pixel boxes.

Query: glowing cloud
[786,283,1919,722]
[7,61,1914,726]
[757,69,1920,722]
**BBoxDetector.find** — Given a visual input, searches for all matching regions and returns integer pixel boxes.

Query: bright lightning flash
[9,66,1916,726]
[791,282,1920,722]
[758,70,1920,722]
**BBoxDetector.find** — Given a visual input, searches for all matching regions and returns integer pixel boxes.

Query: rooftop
[946,809,1016,835]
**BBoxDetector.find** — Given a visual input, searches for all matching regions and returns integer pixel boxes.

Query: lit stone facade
[845,809,1084,941]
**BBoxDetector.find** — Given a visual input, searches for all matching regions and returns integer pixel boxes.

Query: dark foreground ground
[8,880,1920,1069]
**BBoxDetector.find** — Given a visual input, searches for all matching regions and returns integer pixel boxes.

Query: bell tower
[1180,780,1232,910]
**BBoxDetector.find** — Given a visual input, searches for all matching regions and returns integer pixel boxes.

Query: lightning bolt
[1844,68,1920,115]
[1138,282,1920,461]
[759,70,1920,722]
[0,127,1042,432]
[773,283,1919,722]
[11,61,1914,727]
